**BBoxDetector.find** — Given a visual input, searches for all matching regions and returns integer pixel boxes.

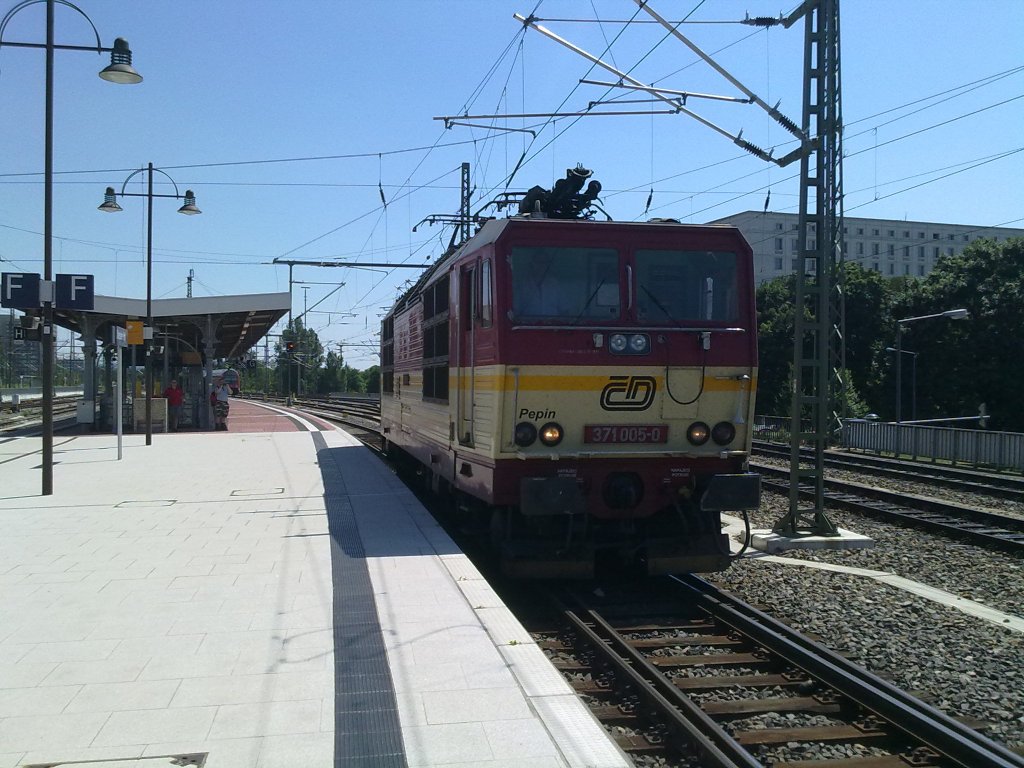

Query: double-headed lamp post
[99,164,200,445]
[895,308,968,423]
[0,0,141,495]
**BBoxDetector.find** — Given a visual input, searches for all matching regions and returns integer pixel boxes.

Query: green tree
[342,365,365,393]
[839,263,894,412]
[892,238,1023,431]
[754,274,797,415]
[756,262,895,419]
[318,351,344,394]
[363,365,380,395]
[277,318,324,396]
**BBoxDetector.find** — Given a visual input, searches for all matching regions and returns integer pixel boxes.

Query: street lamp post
[99,164,200,445]
[1,0,141,495]
[895,308,968,423]
[886,347,918,422]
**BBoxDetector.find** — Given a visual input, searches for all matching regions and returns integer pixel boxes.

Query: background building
[710,211,1024,285]
[2,310,42,388]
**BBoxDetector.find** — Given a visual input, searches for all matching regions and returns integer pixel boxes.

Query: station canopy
[49,292,290,361]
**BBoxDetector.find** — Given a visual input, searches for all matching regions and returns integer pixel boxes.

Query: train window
[425,275,450,321]
[510,246,619,322]
[480,259,493,327]
[634,250,738,323]
[423,286,434,318]
[461,266,475,330]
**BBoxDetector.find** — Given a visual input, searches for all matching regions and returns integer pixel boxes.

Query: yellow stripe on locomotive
[453,364,757,458]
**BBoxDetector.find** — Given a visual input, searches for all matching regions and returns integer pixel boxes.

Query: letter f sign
[0,272,41,309]
[3,274,21,299]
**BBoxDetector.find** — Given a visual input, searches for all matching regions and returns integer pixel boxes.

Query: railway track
[286,400,1024,764]
[753,440,1024,502]
[521,575,1024,768]
[753,462,1024,554]
[0,396,80,435]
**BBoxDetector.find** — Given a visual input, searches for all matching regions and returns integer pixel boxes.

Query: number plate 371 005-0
[583,425,668,444]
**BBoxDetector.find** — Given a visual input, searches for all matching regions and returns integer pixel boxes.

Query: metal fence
[753,415,1024,472]
[841,420,1024,472]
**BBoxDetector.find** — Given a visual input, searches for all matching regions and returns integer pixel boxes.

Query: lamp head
[177,190,201,215]
[98,187,123,213]
[98,38,143,84]
[943,308,969,320]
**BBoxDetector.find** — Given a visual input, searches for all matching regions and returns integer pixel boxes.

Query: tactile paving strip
[314,432,408,767]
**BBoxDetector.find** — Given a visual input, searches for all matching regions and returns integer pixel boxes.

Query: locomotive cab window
[634,250,738,323]
[510,246,619,322]
[480,259,493,327]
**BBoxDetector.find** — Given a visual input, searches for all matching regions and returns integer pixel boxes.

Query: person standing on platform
[163,379,184,432]
[212,376,231,431]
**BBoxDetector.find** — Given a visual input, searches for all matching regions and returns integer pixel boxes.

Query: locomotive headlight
[609,333,649,355]
[538,422,563,446]
[687,421,711,446]
[628,333,649,353]
[514,421,537,447]
[712,421,736,445]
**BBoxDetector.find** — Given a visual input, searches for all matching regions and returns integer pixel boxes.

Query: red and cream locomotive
[381,168,760,577]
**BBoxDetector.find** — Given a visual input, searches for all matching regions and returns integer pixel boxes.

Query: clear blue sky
[1,0,1021,369]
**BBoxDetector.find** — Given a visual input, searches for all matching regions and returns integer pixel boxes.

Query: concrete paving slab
[749,526,875,553]
[0,426,631,767]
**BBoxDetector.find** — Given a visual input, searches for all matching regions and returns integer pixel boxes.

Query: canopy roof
[49,292,290,360]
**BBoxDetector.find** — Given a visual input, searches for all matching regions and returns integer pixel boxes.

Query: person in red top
[163,379,184,432]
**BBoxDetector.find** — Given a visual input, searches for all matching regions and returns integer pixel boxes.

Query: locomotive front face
[385,216,762,577]
[494,235,760,523]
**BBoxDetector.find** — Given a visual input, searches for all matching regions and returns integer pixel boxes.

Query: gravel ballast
[715,491,1024,750]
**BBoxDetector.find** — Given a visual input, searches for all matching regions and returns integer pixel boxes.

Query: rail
[531,577,1024,767]
[753,463,1024,553]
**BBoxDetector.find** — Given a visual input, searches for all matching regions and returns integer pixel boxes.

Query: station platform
[0,411,629,766]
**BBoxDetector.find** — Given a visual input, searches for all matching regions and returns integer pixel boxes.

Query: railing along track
[753,440,1024,501]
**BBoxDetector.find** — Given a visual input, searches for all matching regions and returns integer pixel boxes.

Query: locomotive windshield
[511,246,620,321]
[510,245,739,324]
[635,250,739,323]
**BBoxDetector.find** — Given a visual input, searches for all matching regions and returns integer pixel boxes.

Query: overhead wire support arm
[780,0,819,29]
[511,11,792,168]
[632,0,805,140]
[437,109,679,122]
[442,119,537,137]
[579,79,750,104]
[412,213,479,232]
[272,258,431,270]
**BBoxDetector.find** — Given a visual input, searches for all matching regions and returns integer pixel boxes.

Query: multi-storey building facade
[710,211,1024,285]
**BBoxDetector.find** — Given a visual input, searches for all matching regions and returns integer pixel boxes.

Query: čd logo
[600,376,656,411]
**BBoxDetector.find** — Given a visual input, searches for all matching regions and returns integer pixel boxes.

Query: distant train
[380,168,760,578]
[212,368,241,395]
